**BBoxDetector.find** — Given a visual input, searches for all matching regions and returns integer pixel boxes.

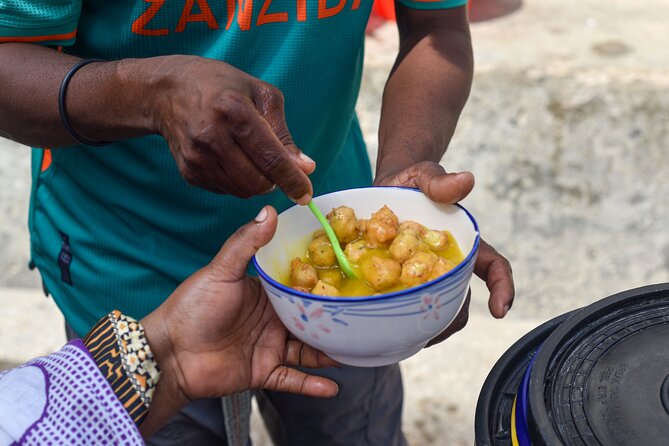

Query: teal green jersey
[1,0,467,336]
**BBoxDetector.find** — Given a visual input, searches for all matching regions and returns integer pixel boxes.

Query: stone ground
[1,0,668,444]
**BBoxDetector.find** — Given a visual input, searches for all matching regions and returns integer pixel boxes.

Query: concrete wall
[457,67,669,318]
[0,138,36,288]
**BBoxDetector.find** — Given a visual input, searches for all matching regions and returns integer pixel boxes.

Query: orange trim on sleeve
[0,29,77,43]
[41,149,52,172]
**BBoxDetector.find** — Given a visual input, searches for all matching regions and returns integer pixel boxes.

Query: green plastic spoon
[306,200,358,280]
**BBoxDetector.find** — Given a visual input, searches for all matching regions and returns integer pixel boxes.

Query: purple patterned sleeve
[0,339,143,445]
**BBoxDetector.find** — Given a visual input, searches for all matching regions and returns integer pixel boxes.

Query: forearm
[0,340,145,444]
[0,43,159,147]
[0,313,179,443]
[376,6,473,181]
[0,312,169,443]
[81,308,194,439]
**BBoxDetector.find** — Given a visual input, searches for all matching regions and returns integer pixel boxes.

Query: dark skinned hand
[149,55,315,203]
[375,161,515,346]
[140,206,338,436]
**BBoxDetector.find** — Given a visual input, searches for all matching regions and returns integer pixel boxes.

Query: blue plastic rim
[515,347,541,446]
[252,186,481,303]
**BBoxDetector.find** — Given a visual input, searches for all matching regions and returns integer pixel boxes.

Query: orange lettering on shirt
[131,0,169,36]
[226,0,254,30]
[296,0,307,21]
[237,0,254,30]
[318,0,347,19]
[226,0,235,29]
[40,149,52,172]
[257,0,288,26]
[176,0,219,32]
[351,0,362,10]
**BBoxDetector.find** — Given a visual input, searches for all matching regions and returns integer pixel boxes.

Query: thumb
[418,168,475,204]
[209,206,278,281]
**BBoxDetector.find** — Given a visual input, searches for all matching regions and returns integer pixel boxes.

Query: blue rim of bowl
[252,186,481,303]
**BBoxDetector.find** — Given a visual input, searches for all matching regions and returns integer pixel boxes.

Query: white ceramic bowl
[253,187,480,367]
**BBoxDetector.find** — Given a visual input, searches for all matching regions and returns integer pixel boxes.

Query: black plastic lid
[529,283,669,446]
[474,311,575,445]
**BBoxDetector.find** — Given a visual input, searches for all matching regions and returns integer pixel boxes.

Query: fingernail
[503,305,510,316]
[262,184,277,195]
[295,193,311,206]
[255,207,269,223]
[299,152,315,165]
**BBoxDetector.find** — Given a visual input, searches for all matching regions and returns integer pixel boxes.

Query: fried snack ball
[364,205,399,247]
[399,251,438,286]
[364,220,394,247]
[428,257,456,281]
[308,236,337,267]
[344,239,368,262]
[422,229,450,252]
[357,218,369,234]
[327,206,359,244]
[361,256,401,291]
[389,229,422,263]
[399,220,426,237]
[318,268,343,288]
[373,205,399,228]
[290,258,318,288]
[417,240,438,254]
[311,280,340,297]
[292,286,311,293]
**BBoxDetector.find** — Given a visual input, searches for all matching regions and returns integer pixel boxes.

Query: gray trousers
[67,324,407,446]
[256,365,407,446]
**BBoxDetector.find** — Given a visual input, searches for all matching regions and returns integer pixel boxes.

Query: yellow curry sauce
[281,230,464,297]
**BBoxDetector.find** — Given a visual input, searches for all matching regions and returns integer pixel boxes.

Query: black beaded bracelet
[58,58,111,147]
